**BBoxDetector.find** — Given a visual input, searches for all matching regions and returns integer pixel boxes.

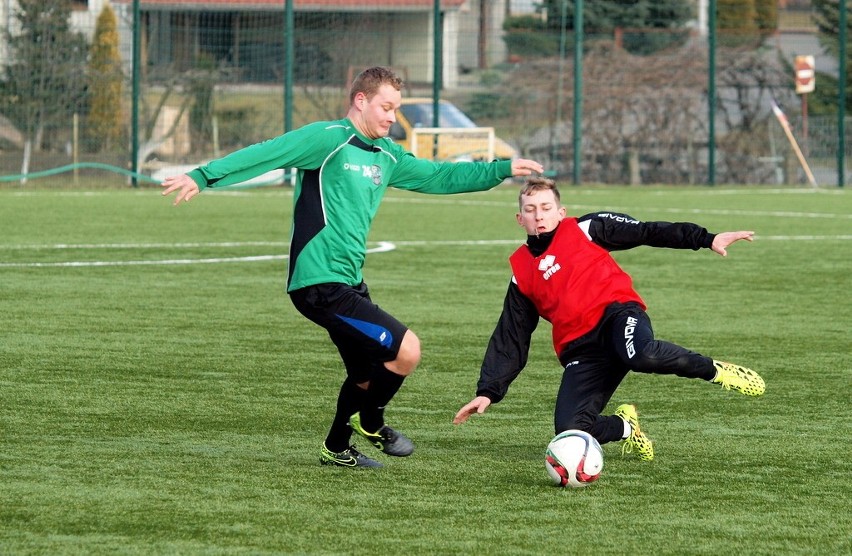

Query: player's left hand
[453,396,492,425]
[711,231,754,257]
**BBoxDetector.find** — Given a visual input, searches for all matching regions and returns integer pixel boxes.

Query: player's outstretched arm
[453,396,492,425]
[161,174,201,206]
[510,158,544,177]
[711,230,754,257]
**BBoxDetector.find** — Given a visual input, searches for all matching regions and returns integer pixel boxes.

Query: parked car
[389,98,517,161]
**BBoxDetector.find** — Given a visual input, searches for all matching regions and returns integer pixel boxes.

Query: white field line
[0,255,288,268]
[0,241,289,250]
[381,196,852,219]
[758,235,852,240]
[0,241,394,268]
[6,187,848,218]
[0,236,848,268]
[5,187,844,198]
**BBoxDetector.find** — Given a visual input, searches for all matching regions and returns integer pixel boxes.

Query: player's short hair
[519,177,560,209]
[350,67,404,105]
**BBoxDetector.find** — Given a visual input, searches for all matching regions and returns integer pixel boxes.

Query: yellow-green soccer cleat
[350,412,415,457]
[711,361,766,397]
[614,404,654,462]
[319,444,383,468]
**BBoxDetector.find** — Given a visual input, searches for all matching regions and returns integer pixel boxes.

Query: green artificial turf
[1,185,850,554]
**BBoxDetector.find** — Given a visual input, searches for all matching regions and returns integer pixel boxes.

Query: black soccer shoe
[349,412,415,457]
[319,444,383,468]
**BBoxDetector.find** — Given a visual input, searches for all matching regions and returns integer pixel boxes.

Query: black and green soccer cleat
[712,361,766,397]
[319,444,383,468]
[614,404,654,462]
[349,412,415,457]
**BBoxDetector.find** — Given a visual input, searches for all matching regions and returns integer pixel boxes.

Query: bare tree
[493,39,794,184]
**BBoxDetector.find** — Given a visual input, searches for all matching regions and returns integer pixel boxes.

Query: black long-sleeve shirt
[475,212,715,403]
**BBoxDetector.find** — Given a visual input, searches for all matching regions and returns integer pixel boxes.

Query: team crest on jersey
[370,164,383,185]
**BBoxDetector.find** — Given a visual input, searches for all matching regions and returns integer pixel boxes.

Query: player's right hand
[453,396,492,425]
[711,230,754,257]
[161,174,200,205]
[510,158,544,177]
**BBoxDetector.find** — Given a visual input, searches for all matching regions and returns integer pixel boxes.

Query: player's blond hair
[519,177,560,209]
[349,67,404,105]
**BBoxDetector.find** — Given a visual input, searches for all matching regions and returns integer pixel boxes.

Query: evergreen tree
[717,0,759,46]
[812,0,852,60]
[754,0,779,34]
[87,3,124,152]
[0,0,88,151]
[538,0,694,55]
[542,0,693,33]
[717,0,758,30]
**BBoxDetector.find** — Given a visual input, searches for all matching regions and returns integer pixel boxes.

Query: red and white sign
[795,55,815,94]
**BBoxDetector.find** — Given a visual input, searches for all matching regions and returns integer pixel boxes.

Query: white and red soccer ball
[545,429,604,487]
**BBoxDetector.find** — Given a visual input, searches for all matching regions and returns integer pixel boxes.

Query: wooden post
[771,101,817,187]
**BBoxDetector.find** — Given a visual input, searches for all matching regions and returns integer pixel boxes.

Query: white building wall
[456,0,509,72]
[1,0,117,67]
[71,0,111,40]
[443,10,460,87]
[1,0,508,89]
[486,0,509,67]
[1,0,19,67]
[509,0,538,15]
[377,13,434,85]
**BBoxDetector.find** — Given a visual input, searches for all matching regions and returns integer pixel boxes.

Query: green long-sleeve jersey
[187,117,514,292]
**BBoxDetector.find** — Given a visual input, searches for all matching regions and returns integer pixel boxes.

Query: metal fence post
[131,0,141,187]
[708,0,716,186]
[432,0,442,159]
[838,0,847,188]
[284,0,294,134]
[573,0,583,185]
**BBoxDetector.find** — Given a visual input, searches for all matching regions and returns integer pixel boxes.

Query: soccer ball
[545,429,604,487]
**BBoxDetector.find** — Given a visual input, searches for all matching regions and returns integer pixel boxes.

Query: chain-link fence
[0,0,848,186]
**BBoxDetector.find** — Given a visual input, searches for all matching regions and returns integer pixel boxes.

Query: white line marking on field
[1,235,849,269]
[382,196,852,219]
[0,241,290,251]
[5,190,293,198]
[0,254,288,268]
[4,188,847,218]
[0,242,396,268]
[629,207,852,219]
[391,239,519,246]
[756,235,852,240]
[369,241,397,253]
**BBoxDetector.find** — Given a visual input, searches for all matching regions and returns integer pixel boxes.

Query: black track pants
[554,303,716,443]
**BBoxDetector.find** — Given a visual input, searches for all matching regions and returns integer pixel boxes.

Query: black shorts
[289,282,408,382]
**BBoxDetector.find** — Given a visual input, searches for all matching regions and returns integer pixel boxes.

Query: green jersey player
[162,66,543,468]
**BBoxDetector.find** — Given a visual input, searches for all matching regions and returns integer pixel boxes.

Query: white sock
[622,419,632,440]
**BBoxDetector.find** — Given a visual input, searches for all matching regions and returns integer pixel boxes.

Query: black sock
[324,378,367,453]
[359,366,405,432]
